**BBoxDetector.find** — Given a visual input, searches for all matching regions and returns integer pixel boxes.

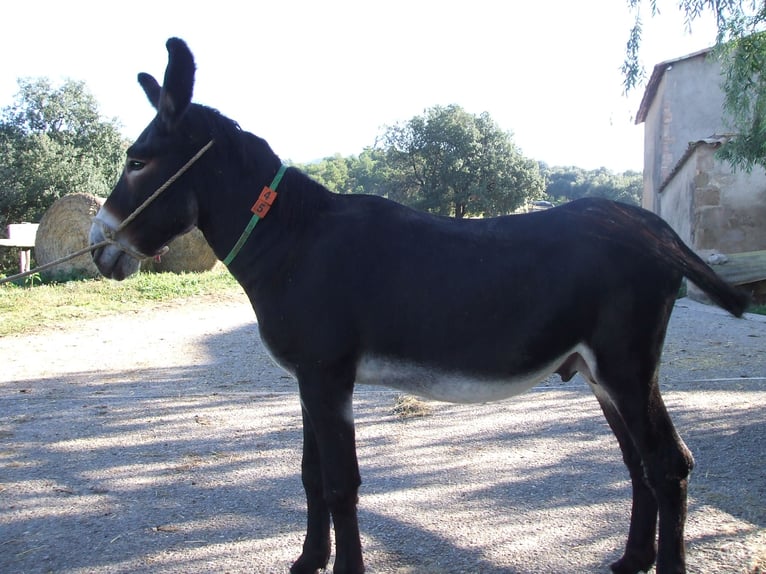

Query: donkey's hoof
[290,553,328,574]
[610,550,656,574]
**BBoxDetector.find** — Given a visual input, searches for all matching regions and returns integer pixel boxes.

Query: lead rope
[0,139,215,285]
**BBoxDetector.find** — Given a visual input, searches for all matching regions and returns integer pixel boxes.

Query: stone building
[636,47,766,300]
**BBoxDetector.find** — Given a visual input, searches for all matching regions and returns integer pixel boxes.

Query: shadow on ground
[1,307,764,573]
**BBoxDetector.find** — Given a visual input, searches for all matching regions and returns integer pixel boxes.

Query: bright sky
[0,1,718,172]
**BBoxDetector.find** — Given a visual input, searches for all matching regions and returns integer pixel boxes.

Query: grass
[0,268,243,337]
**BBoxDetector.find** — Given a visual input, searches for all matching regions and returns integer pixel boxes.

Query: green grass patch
[0,269,242,337]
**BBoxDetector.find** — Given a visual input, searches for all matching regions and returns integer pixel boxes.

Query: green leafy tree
[301,154,351,193]
[623,1,766,171]
[0,78,126,231]
[541,164,642,205]
[379,105,544,217]
[294,148,408,200]
[345,148,402,197]
[716,29,766,170]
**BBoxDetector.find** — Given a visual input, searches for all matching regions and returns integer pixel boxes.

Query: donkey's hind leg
[593,375,694,574]
[591,384,658,573]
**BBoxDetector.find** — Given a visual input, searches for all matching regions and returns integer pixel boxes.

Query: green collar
[223,164,287,266]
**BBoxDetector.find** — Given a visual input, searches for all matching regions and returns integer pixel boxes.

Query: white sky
[0,0,718,172]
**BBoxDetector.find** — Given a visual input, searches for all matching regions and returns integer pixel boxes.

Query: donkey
[89,38,749,574]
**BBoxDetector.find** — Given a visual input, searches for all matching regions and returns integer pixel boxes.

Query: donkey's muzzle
[89,214,144,280]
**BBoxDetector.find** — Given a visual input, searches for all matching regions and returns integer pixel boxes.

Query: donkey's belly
[355,343,597,403]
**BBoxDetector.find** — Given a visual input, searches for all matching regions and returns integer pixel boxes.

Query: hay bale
[35,193,104,280]
[141,227,219,274]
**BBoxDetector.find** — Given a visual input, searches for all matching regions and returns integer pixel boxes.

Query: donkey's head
[90,38,206,280]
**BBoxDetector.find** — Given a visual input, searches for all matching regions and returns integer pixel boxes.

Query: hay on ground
[34,193,104,280]
[392,394,433,418]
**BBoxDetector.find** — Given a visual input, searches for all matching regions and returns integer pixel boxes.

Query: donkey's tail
[576,198,751,317]
[663,237,750,317]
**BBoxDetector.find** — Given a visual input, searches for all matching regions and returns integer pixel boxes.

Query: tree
[0,78,127,231]
[292,148,399,199]
[378,105,544,218]
[541,164,642,205]
[300,154,351,193]
[345,148,404,198]
[623,1,766,171]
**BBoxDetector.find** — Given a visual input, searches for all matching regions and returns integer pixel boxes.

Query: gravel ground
[0,294,764,574]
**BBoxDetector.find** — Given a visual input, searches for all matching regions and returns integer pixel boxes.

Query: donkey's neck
[196,138,334,291]
[194,130,280,254]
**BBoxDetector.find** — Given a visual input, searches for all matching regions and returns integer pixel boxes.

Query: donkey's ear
[138,73,161,109]
[157,37,195,129]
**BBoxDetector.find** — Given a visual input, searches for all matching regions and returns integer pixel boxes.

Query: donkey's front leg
[290,410,332,574]
[292,371,363,574]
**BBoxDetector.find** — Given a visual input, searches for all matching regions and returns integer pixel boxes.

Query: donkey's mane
[185,103,279,172]
[186,102,333,227]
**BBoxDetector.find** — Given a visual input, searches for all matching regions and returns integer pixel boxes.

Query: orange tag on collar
[251,186,278,217]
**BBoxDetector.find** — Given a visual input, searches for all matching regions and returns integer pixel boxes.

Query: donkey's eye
[127,159,146,172]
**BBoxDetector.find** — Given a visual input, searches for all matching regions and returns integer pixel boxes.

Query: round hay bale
[35,193,104,280]
[141,227,218,274]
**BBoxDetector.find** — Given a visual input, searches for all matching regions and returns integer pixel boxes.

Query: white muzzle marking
[92,208,168,261]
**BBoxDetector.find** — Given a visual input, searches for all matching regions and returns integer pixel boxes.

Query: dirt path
[0,294,764,573]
